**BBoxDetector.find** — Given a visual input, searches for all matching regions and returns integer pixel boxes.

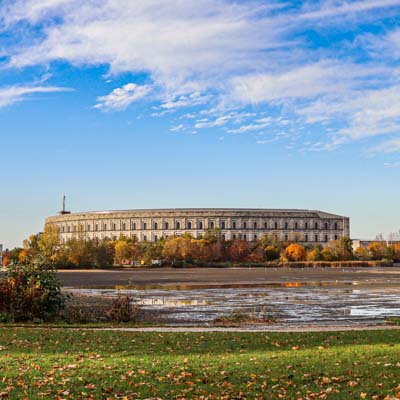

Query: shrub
[0,264,65,322]
[62,293,139,324]
[108,293,139,323]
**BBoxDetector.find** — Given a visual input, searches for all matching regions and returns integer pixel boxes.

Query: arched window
[295,222,298,229]
[221,234,225,241]
[154,222,158,230]
[232,234,237,240]
[315,234,318,242]
[305,234,308,242]
[103,223,107,231]
[253,222,257,229]
[143,235,147,241]
[334,234,338,240]
[324,222,328,229]
[122,223,126,230]
[154,235,158,241]
[264,222,268,229]
[87,224,91,231]
[164,222,169,230]
[324,235,328,242]
[143,223,147,230]
[176,221,180,229]
[210,221,215,229]
[305,222,308,229]
[285,222,288,229]
[242,221,247,229]
[198,221,203,229]
[221,221,226,229]
[253,234,257,241]
[112,223,116,231]
[315,222,319,229]
[274,222,278,229]
[132,222,136,230]
[232,221,237,229]
[187,221,192,229]
[285,234,288,241]
[334,222,338,230]
[243,234,247,241]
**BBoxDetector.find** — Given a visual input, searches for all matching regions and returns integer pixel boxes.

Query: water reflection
[65,284,400,325]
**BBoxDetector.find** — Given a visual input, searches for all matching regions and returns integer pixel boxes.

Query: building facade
[46,208,350,245]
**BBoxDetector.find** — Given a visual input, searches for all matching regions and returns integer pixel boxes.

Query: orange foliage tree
[284,243,306,261]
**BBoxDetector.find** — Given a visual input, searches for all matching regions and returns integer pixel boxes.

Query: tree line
[2,225,400,268]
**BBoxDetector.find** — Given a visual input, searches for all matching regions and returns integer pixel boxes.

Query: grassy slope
[0,329,399,399]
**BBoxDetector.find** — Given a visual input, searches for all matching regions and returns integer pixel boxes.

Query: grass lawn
[0,328,399,399]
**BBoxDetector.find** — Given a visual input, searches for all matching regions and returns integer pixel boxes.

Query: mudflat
[49,266,400,288]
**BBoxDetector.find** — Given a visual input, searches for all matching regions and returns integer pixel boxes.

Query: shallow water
[65,281,400,325]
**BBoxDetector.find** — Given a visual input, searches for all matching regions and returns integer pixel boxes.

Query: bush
[0,264,65,322]
[61,293,139,324]
[108,293,138,323]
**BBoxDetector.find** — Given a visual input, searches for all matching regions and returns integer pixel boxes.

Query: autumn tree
[227,239,250,262]
[264,245,280,261]
[367,241,387,260]
[284,243,306,261]
[37,224,61,265]
[307,245,322,261]
[354,247,371,261]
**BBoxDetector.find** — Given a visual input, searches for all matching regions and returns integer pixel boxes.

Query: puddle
[65,284,400,326]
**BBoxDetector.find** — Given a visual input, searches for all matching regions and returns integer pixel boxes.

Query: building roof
[47,208,348,220]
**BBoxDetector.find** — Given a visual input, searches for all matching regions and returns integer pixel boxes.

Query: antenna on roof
[59,195,71,215]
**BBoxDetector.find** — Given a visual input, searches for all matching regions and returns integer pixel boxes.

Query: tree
[391,244,400,262]
[114,236,141,264]
[368,241,387,260]
[37,224,61,265]
[284,243,306,261]
[354,247,371,261]
[307,246,322,261]
[227,239,250,262]
[264,245,280,261]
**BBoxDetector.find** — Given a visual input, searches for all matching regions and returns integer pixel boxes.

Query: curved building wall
[46,208,350,245]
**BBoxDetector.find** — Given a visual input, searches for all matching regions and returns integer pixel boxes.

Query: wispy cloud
[1,0,400,153]
[384,160,400,168]
[94,83,152,112]
[371,138,400,154]
[0,84,70,108]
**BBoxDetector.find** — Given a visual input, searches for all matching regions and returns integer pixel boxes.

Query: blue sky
[1,0,400,248]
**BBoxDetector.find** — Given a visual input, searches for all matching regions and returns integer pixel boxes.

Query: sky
[0,0,400,249]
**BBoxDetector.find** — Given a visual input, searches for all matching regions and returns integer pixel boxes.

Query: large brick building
[46,208,350,244]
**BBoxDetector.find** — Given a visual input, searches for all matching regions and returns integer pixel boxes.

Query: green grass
[0,329,399,399]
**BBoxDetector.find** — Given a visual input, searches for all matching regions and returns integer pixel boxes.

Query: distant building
[46,208,350,245]
[352,239,400,251]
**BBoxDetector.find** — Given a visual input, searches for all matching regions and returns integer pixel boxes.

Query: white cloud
[0,84,69,108]
[94,83,152,111]
[1,0,400,152]
[298,85,400,141]
[298,0,400,21]
[384,160,400,168]
[227,120,273,134]
[169,124,185,132]
[160,92,210,110]
[371,138,400,154]
[229,61,383,104]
